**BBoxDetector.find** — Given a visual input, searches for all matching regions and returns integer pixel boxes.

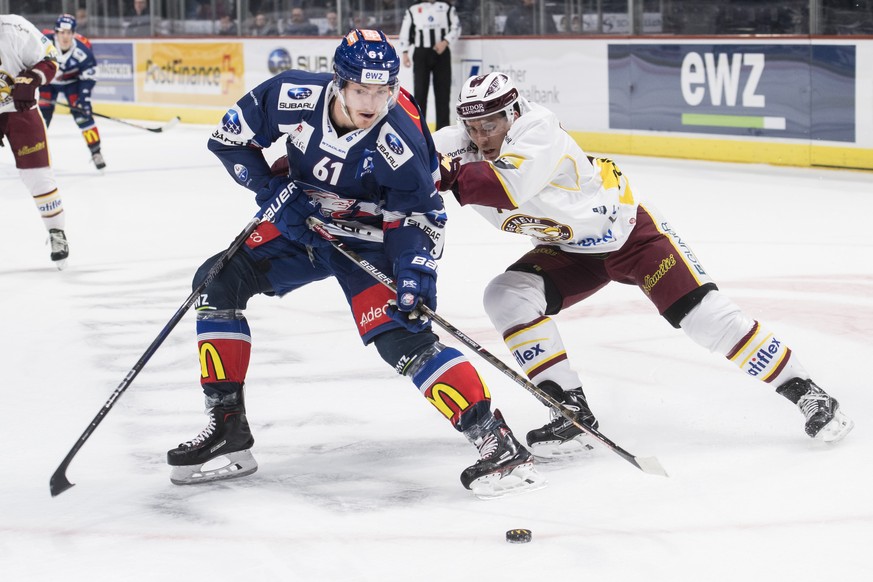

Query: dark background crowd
[10,0,873,38]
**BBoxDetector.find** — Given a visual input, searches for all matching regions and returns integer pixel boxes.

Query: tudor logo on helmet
[456,72,520,121]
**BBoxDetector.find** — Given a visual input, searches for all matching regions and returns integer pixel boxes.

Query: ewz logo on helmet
[361,69,389,84]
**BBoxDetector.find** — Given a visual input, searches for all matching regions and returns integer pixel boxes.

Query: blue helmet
[333,29,399,88]
[55,13,77,32]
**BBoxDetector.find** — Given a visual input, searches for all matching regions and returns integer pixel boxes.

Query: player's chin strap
[307,216,668,477]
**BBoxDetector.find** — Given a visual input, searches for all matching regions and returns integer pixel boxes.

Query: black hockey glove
[12,71,41,111]
[386,251,437,332]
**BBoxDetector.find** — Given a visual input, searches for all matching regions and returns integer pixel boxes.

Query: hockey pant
[483,270,809,390]
[0,108,64,230]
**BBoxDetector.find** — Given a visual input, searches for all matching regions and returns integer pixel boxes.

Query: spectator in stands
[377,0,404,35]
[503,0,557,35]
[217,14,238,36]
[454,0,481,35]
[75,8,93,37]
[249,12,279,36]
[283,7,319,36]
[322,10,339,36]
[125,0,151,37]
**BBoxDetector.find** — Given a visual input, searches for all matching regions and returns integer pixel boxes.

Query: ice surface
[2,114,871,581]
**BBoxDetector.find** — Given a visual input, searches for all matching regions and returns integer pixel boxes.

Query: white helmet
[456,72,520,122]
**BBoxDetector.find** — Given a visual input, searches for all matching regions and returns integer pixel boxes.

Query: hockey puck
[506,528,532,543]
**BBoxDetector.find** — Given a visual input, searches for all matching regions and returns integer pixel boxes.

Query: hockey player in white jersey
[166,32,544,499]
[0,14,69,268]
[433,72,853,459]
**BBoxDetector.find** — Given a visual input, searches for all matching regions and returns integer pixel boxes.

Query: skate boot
[91,151,106,170]
[526,381,599,460]
[776,378,854,442]
[461,409,547,499]
[167,391,257,485]
[48,228,69,270]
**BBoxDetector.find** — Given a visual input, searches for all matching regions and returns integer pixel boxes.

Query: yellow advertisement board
[136,42,245,108]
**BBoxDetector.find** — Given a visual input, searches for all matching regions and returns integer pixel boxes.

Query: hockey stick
[46,100,181,133]
[307,217,668,477]
[49,217,262,497]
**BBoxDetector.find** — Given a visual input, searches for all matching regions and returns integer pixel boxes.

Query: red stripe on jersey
[456,161,517,210]
[397,87,423,134]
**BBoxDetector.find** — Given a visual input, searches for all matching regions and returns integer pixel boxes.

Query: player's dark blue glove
[387,251,437,332]
[259,178,330,247]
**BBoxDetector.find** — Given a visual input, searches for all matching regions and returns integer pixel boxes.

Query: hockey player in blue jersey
[39,14,105,170]
[166,29,545,499]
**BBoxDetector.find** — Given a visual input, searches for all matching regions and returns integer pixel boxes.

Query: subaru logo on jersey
[361,68,389,84]
[287,87,312,100]
[278,83,321,111]
[233,164,249,182]
[386,133,404,155]
[376,124,413,169]
[222,109,242,134]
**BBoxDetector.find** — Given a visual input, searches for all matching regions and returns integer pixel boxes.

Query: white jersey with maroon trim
[434,101,640,254]
[0,14,58,82]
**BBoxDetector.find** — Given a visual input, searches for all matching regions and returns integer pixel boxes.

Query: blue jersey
[208,70,445,256]
[45,33,97,88]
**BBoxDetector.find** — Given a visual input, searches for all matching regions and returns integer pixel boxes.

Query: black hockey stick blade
[49,217,261,497]
[43,99,181,133]
[307,216,668,477]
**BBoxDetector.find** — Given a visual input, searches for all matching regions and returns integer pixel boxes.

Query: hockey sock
[681,291,808,385]
[20,167,64,230]
[408,344,491,427]
[196,310,251,396]
[80,126,101,153]
[502,315,583,390]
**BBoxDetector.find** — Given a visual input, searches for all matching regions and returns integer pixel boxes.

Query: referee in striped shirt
[398,1,461,129]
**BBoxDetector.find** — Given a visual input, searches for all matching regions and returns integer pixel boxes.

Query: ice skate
[526,381,599,460]
[777,378,854,442]
[48,228,69,270]
[461,409,546,499]
[167,394,257,485]
[91,151,106,170]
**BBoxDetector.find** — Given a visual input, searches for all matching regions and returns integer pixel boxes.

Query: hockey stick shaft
[45,100,180,133]
[49,217,262,497]
[307,218,667,477]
